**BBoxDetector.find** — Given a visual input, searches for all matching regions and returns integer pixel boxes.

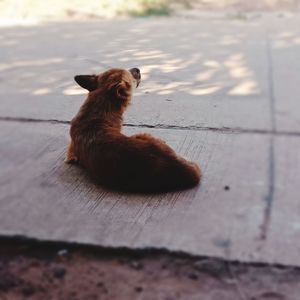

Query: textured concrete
[1,17,299,133]
[270,17,300,132]
[1,15,300,266]
[0,18,271,130]
[0,120,299,266]
[259,136,300,265]
[0,121,269,263]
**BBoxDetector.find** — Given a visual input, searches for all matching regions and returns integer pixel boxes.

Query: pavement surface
[1,14,300,268]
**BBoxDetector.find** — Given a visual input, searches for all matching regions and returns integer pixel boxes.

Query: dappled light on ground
[0,15,300,130]
[273,31,300,48]
[63,86,86,96]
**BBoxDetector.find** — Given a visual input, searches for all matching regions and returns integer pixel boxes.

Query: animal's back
[79,133,200,193]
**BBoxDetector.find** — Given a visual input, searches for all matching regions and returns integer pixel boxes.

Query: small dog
[66,68,201,193]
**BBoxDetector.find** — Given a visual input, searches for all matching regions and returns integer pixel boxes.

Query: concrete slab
[0,120,278,264]
[0,18,271,130]
[270,16,300,132]
[1,14,300,268]
[258,136,300,266]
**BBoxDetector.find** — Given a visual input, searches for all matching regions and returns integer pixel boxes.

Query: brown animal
[66,68,201,193]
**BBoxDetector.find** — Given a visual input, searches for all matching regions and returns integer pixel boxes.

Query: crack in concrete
[0,116,70,125]
[259,33,276,241]
[1,116,300,137]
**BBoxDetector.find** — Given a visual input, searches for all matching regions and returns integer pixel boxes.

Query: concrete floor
[0,14,300,267]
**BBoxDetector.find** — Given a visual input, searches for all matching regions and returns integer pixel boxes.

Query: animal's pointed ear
[115,81,130,100]
[74,75,98,91]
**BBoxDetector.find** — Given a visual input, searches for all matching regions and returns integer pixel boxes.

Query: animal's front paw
[132,133,153,140]
[64,155,78,164]
[65,141,78,164]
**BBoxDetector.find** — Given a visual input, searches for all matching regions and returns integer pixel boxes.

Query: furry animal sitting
[66,68,201,193]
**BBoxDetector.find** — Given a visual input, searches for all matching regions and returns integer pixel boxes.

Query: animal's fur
[66,68,201,193]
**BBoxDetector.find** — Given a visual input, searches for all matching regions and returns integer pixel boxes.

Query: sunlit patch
[0,18,40,27]
[119,57,130,62]
[196,69,217,81]
[64,86,86,95]
[229,80,259,95]
[0,58,64,72]
[164,82,187,89]
[135,50,163,56]
[161,65,182,73]
[224,53,244,68]
[141,64,160,75]
[158,90,173,95]
[134,50,167,60]
[229,66,249,78]
[294,37,300,44]
[203,60,220,68]
[165,59,182,65]
[32,88,51,95]
[189,85,221,96]
[277,32,295,39]
[272,31,300,48]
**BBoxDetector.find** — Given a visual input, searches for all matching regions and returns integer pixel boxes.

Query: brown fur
[66,68,201,193]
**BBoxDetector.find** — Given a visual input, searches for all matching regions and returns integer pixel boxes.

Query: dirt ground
[0,238,300,300]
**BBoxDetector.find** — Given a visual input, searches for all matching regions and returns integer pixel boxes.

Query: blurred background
[0,0,299,21]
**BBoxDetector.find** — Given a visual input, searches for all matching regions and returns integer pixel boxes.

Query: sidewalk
[1,13,300,267]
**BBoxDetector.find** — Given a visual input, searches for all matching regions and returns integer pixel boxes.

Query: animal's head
[74,68,141,109]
